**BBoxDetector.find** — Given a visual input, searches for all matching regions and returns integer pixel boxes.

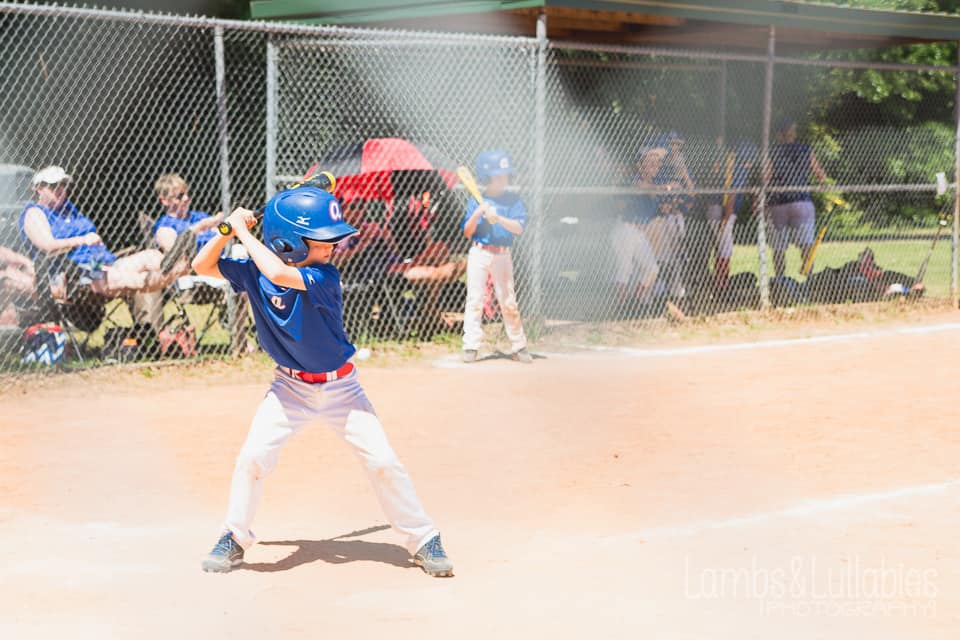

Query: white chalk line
[574,322,960,360]
[432,323,960,367]
[605,478,960,543]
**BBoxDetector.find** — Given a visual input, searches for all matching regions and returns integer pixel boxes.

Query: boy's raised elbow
[192,255,214,276]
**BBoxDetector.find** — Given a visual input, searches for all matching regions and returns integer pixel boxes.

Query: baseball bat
[716,150,736,248]
[801,225,827,277]
[720,150,735,210]
[217,170,337,236]
[801,195,847,277]
[456,166,485,205]
[915,212,949,285]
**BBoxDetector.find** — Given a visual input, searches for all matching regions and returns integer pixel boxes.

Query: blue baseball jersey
[655,162,693,215]
[708,149,753,212]
[619,192,660,224]
[705,146,731,207]
[462,192,526,247]
[218,257,356,372]
[153,211,217,252]
[19,200,117,268]
[731,157,755,213]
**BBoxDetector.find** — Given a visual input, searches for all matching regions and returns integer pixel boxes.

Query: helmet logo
[329,201,343,222]
[499,157,510,169]
[296,215,310,226]
[270,295,286,310]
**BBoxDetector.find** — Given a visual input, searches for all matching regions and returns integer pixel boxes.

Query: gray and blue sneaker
[513,347,533,364]
[414,534,454,577]
[201,532,244,573]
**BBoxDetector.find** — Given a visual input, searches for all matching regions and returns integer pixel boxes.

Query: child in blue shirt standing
[461,150,531,364]
[192,185,452,577]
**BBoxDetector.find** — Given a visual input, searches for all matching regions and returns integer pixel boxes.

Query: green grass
[78,299,232,348]
[730,239,953,298]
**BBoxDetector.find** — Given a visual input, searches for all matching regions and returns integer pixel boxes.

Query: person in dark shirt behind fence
[767,120,830,278]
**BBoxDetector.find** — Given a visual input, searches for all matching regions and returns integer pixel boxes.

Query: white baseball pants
[610,219,659,288]
[706,204,736,259]
[462,244,527,353]
[222,367,439,555]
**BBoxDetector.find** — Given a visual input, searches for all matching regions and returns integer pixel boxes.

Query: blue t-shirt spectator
[620,193,661,224]
[19,200,116,269]
[153,210,218,253]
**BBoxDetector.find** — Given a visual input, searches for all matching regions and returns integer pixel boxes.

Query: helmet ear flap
[271,238,294,254]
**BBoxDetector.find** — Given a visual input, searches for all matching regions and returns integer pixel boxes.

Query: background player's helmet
[261,186,357,264]
[475,150,514,183]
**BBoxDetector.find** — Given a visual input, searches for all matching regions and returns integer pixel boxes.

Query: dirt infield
[3,314,960,638]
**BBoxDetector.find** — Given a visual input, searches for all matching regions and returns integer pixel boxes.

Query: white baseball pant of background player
[706,204,736,259]
[610,219,659,293]
[222,367,439,555]
[462,244,527,353]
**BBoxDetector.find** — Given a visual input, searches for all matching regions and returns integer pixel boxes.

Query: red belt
[474,242,509,254]
[285,362,354,384]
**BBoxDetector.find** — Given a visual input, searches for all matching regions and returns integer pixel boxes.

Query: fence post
[757,25,775,309]
[719,61,727,142]
[528,11,547,331]
[265,37,279,200]
[215,27,244,357]
[215,26,238,354]
[953,42,960,309]
[214,26,232,218]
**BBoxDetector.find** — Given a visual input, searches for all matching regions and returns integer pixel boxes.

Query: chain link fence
[0,3,957,374]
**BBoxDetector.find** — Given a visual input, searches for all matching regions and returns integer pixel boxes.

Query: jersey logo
[328,201,343,222]
[271,295,286,310]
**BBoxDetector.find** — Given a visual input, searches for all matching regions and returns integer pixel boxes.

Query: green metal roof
[250,1,540,24]
[249,0,960,42]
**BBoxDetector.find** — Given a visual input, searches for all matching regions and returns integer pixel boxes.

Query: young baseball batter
[461,150,531,364]
[192,185,453,577]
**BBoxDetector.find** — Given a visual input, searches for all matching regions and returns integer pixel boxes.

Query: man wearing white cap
[19,166,189,299]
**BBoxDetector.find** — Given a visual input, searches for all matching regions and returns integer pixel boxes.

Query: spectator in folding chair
[150,172,238,333]
[335,198,465,335]
[19,166,191,316]
[152,172,224,273]
[389,190,467,331]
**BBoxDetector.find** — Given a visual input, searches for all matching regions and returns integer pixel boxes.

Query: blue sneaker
[414,534,453,577]
[202,532,244,573]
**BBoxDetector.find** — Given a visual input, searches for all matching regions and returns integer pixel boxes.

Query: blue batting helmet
[261,186,357,264]
[475,150,514,183]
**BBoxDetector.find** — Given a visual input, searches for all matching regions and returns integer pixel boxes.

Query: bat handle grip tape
[218,209,265,236]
